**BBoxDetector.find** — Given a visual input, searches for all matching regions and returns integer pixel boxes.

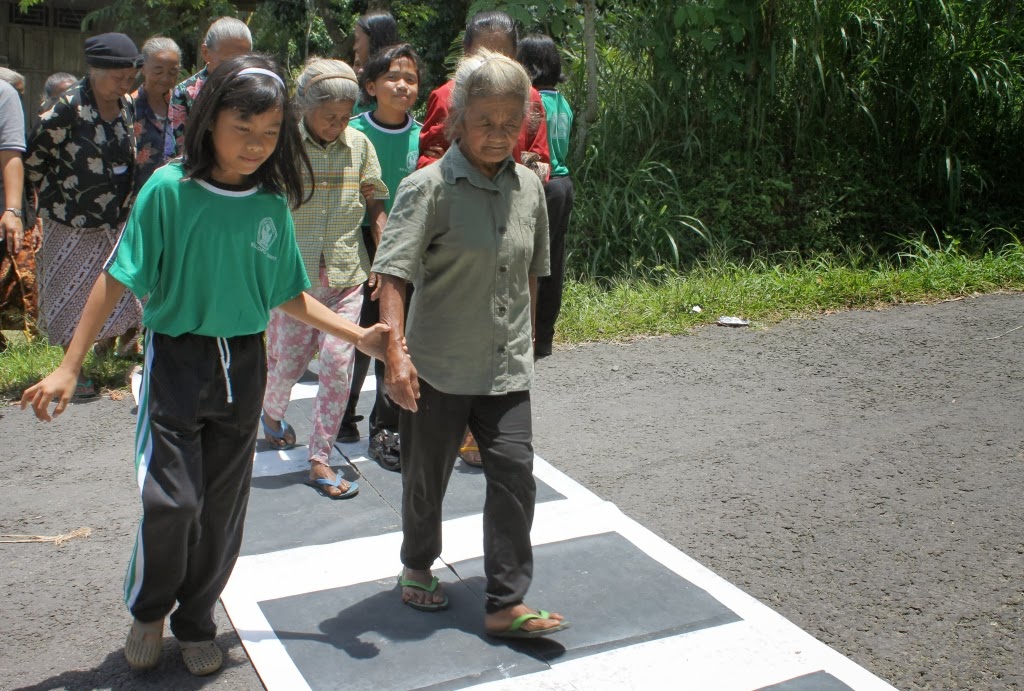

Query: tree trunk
[313,0,347,52]
[574,0,599,160]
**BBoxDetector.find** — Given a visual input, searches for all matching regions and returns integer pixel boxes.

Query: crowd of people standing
[14,7,576,678]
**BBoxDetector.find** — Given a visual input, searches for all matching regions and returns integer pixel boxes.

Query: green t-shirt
[106,162,311,338]
[539,90,573,177]
[348,112,422,218]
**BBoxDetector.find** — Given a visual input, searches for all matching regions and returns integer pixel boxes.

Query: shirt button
[499,265,508,273]
[498,306,506,315]
[498,226,507,234]
[497,346,506,354]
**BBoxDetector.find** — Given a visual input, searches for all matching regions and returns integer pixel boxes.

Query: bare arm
[378,273,419,411]
[21,272,128,420]
[0,150,24,253]
[277,291,391,361]
[366,200,388,299]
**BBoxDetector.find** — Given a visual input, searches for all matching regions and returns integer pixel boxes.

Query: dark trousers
[345,226,409,436]
[535,175,575,348]
[124,331,265,641]
[399,379,536,613]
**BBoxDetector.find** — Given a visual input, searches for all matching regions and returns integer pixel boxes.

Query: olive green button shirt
[372,142,550,396]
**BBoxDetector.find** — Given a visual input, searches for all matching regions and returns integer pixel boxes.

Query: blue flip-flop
[261,412,297,450]
[307,471,359,500]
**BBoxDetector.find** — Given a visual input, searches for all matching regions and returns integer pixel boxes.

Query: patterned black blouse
[25,78,136,231]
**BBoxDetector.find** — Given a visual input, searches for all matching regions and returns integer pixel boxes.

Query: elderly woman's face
[202,38,252,74]
[142,50,180,97]
[458,95,524,175]
[305,100,354,144]
[91,67,138,102]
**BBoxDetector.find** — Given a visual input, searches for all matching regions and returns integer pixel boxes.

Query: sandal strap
[398,573,440,593]
[509,610,551,632]
[261,413,293,441]
[313,473,343,488]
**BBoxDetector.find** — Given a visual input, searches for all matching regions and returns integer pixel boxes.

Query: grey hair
[446,49,531,139]
[203,17,252,49]
[39,72,76,111]
[294,58,359,113]
[0,67,24,87]
[141,36,181,61]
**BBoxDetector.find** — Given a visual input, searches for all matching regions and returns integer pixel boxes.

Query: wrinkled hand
[360,183,375,203]
[21,367,78,422]
[355,322,392,361]
[368,272,382,301]
[385,343,420,412]
[1,212,23,254]
[529,161,550,182]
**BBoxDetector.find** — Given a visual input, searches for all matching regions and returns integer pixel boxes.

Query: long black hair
[182,54,312,208]
[358,43,421,106]
[463,10,518,52]
[517,34,564,88]
[356,11,401,57]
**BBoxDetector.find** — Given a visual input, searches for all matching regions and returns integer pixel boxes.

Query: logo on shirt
[252,217,278,260]
[405,150,418,174]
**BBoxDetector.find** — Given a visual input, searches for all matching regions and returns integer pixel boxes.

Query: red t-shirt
[417,79,551,178]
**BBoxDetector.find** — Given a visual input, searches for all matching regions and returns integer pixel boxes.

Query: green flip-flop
[397,571,449,612]
[486,610,571,640]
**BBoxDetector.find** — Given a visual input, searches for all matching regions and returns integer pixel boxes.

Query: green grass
[3,236,1022,398]
[0,331,140,401]
[556,237,1024,343]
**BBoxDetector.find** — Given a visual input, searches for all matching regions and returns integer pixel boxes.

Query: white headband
[237,67,285,88]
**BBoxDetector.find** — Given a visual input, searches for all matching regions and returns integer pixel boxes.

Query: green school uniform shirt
[348,111,422,217]
[539,90,573,177]
[372,142,550,396]
[105,162,311,338]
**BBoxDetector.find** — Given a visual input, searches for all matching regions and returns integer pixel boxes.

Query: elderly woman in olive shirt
[373,50,569,640]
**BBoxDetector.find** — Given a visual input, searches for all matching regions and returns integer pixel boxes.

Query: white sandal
[180,639,223,676]
[124,618,163,670]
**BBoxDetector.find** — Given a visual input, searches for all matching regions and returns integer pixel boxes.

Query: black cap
[84,33,142,69]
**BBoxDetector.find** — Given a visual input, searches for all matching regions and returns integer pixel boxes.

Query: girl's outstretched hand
[21,367,79,422]
[356,323,393,361]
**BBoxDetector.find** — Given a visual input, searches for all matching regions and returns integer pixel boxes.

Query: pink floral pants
[263,273,363,464]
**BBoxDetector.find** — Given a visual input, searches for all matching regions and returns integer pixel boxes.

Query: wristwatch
[3,207,22,218]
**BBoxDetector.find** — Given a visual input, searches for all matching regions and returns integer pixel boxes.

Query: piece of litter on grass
[691,305,703,313]
[717,316,750,327]
[0,527,92,545]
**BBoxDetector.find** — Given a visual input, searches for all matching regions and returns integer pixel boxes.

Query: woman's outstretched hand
[356,322,393,361]
[21,367,79,422]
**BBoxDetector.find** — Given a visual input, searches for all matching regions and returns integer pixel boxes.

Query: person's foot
[309,461,353,498]
[261,413,296,450]
[485,603,568,637]
[180,639,223,676]
[459,430,482,467]
[368,429,400,471]
[336,415,363,443]
[124,618,164,670]
[399,568,448,610]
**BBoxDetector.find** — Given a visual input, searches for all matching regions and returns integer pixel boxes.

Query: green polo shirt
[105,162,310,338]
[372,142,550,396]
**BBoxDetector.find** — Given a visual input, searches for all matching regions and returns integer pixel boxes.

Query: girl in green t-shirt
[22,55,393,678]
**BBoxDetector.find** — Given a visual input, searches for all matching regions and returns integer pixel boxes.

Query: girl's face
[305,100,354,144]
[353,25,370,75]
[366,57,418,115]
[458,94,524,176]
[142,50,181,97]
[209,106,283,185]
[91,67,139,102]
[467,31,516,59]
